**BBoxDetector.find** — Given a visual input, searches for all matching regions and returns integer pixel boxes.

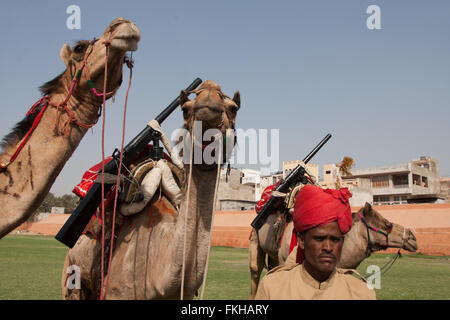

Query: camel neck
[49,84,102,129]
[179,164,220,235]
[175,164,220,286]
[0,90,101,238]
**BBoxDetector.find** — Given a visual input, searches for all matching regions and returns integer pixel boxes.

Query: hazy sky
[0,0,449,196]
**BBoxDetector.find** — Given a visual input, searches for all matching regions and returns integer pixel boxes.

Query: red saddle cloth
[255,181,281,214]
[73,145,173,198]
[72,145,173,222]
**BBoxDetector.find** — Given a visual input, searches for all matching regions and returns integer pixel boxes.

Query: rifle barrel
[302,133,332,164]
[251,133,332,230]
[55,78,203,248]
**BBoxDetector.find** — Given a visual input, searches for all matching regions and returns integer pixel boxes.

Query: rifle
[250,133,332,230]
[55,78,203,248]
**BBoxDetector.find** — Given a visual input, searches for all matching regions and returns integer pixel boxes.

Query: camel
[249,202,418,299]
[62,80,241,300]
[0,18,140,239]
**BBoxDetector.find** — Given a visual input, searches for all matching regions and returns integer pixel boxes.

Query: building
[440,178,450,203]
[259,172,283,195]
[215,156,447,210]
[240,168,262,201]
[322,163,339,188]
[282,160,319,182]
[319,164,373,207]
[216,167,257,211]
[344,156,441,205]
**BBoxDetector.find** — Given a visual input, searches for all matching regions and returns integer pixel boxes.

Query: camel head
[41,17,140,101]
[179,80,240,168]
[355,202,418,253]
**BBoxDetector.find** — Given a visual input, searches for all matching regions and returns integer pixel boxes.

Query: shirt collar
[299,264,337,290]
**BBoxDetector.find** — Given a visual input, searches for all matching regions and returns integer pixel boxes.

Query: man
[254,185,376,300]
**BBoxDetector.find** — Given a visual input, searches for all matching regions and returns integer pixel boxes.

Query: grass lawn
[1,235,449,300]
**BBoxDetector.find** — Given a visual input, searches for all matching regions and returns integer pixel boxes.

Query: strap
[148,119,184,170]
[0,97,49,173]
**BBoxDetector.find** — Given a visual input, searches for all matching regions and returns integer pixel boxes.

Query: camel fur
[0,18,140,238]
[62,80,240,300]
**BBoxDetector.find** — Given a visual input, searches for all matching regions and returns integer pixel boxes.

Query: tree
[28,193,80,221]
[58,194,79,213]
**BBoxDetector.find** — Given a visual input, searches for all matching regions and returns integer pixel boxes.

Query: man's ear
[297,232,305,250]
[60,44,72,67]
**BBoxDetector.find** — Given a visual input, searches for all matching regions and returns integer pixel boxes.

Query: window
[325,170,331,174]
[413,174,421,185]
[373,195,390,205]
[393,174,408,186]
[372,176,389,188]
[422,176,428,187]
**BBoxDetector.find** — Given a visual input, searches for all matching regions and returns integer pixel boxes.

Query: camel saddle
[119,158,184,204]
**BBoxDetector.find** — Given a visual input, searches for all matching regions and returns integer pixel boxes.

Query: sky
[0,0,449,196]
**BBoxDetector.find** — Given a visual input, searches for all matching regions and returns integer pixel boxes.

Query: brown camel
[62,80,240,300]
[0,18,140,239]
[249,202,418,299]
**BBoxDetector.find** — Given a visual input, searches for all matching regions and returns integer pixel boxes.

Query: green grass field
[1,235,449,300]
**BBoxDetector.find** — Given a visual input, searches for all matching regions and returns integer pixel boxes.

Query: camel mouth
[110,36,140,52]
[194,106,222,122]
[404,239,418,252]
[109,21,141,52]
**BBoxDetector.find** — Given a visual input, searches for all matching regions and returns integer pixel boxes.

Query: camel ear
[363,202,372,215]
[59,44,72,67]
[180,90,190,107]
[232,91,240,108]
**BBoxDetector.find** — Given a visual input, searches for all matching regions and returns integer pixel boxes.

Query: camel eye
[73,44,86,54]
[229,104,239,114]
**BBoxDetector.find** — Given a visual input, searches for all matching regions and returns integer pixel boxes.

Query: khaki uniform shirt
[255,263,376,300]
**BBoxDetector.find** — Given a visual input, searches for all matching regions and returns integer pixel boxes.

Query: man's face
[298,221,344,282]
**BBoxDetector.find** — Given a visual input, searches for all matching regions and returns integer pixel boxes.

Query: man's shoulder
[266,263,300,276]
[335,268,376,300]
[336,268,368,283]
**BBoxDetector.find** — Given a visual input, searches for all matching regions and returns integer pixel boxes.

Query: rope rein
[1,35,134,299]
[99,40,110,301]
[360,213,403,278]
[200,135,223,300]
[0,37,118,172]
[50,38,114,136]
[103,56,134,298]
[180,121,195,300]
[359,212,393,251]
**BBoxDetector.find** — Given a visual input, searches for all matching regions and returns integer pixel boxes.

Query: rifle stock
[251,134,332,230]
[55,78,203,248]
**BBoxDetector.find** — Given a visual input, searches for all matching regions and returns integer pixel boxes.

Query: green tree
[37,192,57,213]
[28,193,80,221]
[58,194,79,213]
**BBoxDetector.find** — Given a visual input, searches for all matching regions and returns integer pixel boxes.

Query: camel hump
[336,268,368,283]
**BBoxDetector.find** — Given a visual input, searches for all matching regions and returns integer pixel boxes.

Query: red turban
[289,185,353,263]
